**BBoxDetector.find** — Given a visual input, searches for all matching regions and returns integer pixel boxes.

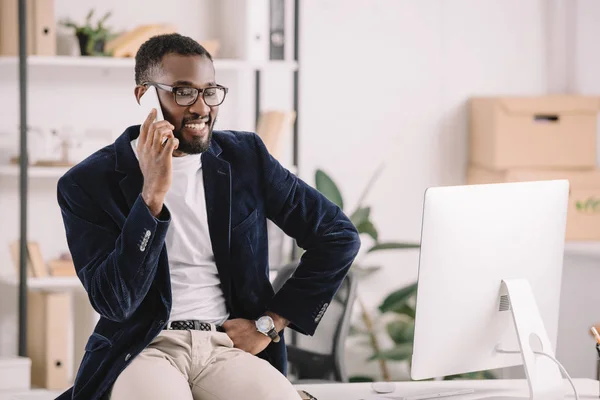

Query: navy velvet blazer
[54,126,360,400]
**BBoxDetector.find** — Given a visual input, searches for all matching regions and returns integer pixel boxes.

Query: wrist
[265,311,289,333]
[141,190,164,217]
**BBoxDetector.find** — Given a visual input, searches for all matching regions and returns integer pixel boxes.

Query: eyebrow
[173,80,217,87]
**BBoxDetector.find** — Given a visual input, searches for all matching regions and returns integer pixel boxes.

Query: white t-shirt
[131,138,229,325]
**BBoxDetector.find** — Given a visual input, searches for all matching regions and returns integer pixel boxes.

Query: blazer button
[125,353,131,362]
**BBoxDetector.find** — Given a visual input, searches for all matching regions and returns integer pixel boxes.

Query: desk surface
[295,379,599,400]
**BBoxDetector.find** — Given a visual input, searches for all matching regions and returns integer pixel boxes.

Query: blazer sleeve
[57,174,170,322]
[252,134,361,336]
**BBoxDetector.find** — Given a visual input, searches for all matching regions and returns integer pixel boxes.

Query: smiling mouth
[183,118,210,134]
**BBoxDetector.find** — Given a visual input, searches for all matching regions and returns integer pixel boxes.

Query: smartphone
[139,85,165,122]
[139,85,169,145]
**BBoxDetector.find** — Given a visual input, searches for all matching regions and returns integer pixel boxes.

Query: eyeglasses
[143,81,228,107]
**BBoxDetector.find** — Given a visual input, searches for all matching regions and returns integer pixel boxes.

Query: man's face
[136,54,220,155]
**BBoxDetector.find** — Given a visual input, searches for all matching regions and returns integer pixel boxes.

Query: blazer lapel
[202,140,233,303]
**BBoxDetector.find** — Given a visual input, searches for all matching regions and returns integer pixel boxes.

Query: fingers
[163,136,179,155]
[152,127,174,150]
[139,108,157,147]
[146,120,174,151]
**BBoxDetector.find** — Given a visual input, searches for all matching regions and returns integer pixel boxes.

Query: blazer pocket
[85,332,112,352]
[232,209,258,234]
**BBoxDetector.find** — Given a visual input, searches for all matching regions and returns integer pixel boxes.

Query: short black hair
[134,33,213,85]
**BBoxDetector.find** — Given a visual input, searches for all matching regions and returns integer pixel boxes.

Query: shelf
[0,165,70,178]
[0,56,298,72]
[0,275,81,292]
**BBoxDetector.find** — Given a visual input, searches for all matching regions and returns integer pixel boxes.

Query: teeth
[185,122,206,130]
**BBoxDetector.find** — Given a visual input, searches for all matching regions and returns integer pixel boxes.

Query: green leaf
[356,220,378,241]
[368,242,420,253]
[386,320,415,344]
[349,375,375,383]
[576,201,583,211]
[391,302,417,319]
[85,9,94,25]
[370,343,413,361]
[379,282,418,313]
[350,207,370,227]
[315,169,344,210]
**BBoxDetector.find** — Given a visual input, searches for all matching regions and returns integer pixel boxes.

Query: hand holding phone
[137,108,178,217]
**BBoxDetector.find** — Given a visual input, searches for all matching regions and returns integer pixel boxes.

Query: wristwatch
[255,315,280,343]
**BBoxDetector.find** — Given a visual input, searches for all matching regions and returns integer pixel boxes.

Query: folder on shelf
[27,242,48,278]
[29,0,56,56]
[269,0,285,60]
[27,290,70,390]
[9,240,49,278]
[9,241,35,278]
[0,0,56,56]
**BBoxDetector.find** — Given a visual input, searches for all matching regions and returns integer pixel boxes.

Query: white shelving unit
[0,165,70,178]
[0,56,298,72]
[0,0,301,374]
[0,275,81,292]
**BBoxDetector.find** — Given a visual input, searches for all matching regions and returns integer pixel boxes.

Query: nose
[189,94,211,116]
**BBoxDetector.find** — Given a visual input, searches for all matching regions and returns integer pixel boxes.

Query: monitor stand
[476,279,564,400]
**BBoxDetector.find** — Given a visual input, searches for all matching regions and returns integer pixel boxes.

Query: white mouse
[371,382,396,394]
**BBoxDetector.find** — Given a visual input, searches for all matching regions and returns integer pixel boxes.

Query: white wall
[299,0,548,311]
[298,0,600,380]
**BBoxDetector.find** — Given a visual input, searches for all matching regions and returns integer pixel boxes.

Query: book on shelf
[9,240,48,278]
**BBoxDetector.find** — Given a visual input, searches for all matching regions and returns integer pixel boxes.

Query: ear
[134,85,147,105]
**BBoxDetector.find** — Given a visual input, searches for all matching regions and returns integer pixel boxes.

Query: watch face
[257,316,273,332]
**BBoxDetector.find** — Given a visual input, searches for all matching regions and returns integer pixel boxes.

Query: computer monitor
[411,180,570,400]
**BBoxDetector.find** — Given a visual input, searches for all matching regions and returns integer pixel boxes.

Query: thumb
[167,137,179,154]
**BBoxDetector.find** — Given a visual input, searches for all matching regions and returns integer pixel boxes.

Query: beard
[173,116,216,154]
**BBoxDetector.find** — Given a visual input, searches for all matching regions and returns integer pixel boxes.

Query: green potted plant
[61,9,113,56]
[313,166,420,381]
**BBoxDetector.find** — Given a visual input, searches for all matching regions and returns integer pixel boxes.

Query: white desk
[0,379,597,400]
[295,379,599,400]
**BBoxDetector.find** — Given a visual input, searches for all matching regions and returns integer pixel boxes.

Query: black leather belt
[166,320,225,332]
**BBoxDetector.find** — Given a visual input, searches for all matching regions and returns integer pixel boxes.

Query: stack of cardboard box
[467,95,600,241]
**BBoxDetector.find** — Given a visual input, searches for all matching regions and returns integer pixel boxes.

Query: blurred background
[2,0,600,396]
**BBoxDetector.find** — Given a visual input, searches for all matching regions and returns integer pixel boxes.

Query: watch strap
[267,327,280,342]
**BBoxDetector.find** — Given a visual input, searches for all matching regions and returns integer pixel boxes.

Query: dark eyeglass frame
[142,81,229,107]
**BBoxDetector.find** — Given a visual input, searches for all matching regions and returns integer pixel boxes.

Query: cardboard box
[469,96,600,170]
[467,166,600,241]
[0,0,56,56]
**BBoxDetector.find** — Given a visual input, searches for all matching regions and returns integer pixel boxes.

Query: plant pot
[76,32,105,56]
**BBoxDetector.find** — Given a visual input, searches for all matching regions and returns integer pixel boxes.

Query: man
[55,33,360,400]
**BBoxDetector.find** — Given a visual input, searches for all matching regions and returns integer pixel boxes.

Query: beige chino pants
[109,329,301,400]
